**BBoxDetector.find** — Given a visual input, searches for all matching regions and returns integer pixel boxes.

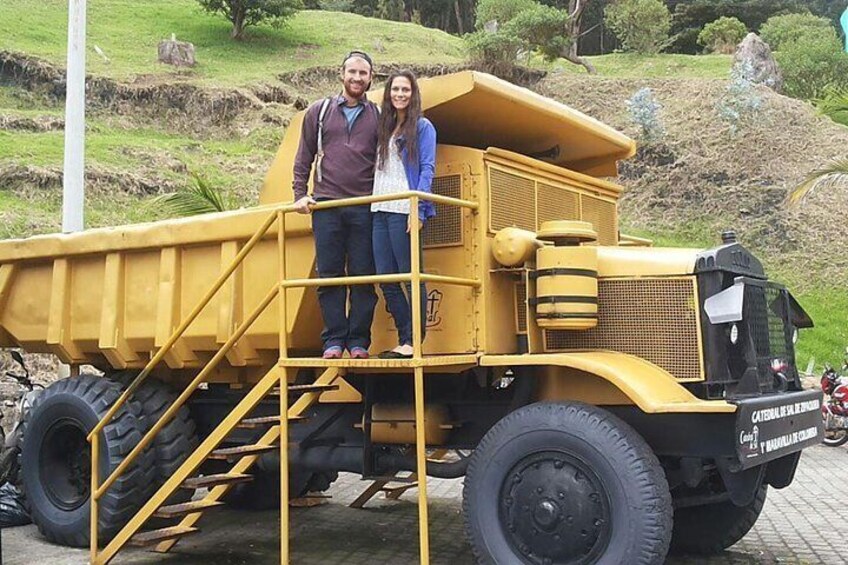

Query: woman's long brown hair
[377,70,422,170]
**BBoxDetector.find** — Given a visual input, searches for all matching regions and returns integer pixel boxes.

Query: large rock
[158,34,196,68]
[734,33,783,93]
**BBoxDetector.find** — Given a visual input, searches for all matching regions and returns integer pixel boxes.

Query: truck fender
[481,351,735,414]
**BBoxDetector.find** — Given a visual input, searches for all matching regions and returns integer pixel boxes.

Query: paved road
[3,444,845,564]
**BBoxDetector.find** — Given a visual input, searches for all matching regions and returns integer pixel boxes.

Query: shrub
[698,16,747,54]
[777,30,848,99]
[716,60,762,133]
[760,12,834,51]
[466,29,525,75]
[605,0,672,55]
[626,87,665,144]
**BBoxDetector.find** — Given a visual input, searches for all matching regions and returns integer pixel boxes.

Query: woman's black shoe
[378,350,413,359]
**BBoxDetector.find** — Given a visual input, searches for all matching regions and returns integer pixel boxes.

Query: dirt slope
[537,75,848,290]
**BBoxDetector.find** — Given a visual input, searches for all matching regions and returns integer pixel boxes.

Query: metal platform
[278,354,480,370]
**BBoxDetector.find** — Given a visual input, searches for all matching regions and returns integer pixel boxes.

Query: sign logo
[426,289,443,328]
[739,425,759,455]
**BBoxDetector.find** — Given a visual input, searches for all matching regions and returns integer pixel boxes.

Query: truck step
[128,526,199,546]
[237,414,306,429]
[283,383,340,394]
[153,499,225,519]
[208,444,278,460]
[182,473,253,490]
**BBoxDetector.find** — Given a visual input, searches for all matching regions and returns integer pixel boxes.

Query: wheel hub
[39,418,91,511]
[499,451,611,565]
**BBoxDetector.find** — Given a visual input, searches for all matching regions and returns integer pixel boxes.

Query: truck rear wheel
[463,401,672,565]
[19,374,154,547]
[111,372,198,504]
[670,483,767,555]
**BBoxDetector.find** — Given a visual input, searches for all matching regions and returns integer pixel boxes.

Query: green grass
[551,53,732,79]
[0,1,465,86]
[794,288,848,374]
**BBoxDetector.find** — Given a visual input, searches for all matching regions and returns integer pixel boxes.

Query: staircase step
[238,414,306,429]
[364,475,418,484]
[128,526,199,547]
[284,383,340,394]
[153,499,225,519]
[209,444,278,460]
[182,473,253,490]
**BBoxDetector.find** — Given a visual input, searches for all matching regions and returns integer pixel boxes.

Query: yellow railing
[87,190,479,565]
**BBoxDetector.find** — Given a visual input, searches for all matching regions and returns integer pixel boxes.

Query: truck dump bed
[0,205,321,369]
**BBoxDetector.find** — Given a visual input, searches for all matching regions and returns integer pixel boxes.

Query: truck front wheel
[670,483,767,555]
[19,374,154,547]
[463,401,672,565]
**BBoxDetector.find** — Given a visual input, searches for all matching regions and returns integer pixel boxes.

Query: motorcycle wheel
[823,428,848,447]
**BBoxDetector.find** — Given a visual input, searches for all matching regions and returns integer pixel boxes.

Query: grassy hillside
[0,1,465,86]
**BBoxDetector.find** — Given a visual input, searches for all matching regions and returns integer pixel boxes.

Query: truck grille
[545,278,703,381]
[745,283,796,387]
[487,166,618,245]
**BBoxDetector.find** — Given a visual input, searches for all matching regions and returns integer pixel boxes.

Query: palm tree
[816,86,848,127]
[787,158,848,206]
[150,173,231,216]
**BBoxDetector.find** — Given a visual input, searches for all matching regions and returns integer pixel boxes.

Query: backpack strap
[315,97,332,184]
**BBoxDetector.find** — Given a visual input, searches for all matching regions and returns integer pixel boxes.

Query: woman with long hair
[371,70,437,359]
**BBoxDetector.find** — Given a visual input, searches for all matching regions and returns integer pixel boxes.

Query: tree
[197,0,301,40]
[605,0,672,54]
[698,16,747,53]
[467,0,597,74]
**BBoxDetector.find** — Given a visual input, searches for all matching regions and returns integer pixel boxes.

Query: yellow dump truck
[1,72,821,565]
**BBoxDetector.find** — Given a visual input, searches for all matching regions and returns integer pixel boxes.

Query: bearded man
[292,51,379,359]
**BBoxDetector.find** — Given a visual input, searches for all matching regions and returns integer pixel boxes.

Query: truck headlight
[729,323,739,345]
[792,328,799,344]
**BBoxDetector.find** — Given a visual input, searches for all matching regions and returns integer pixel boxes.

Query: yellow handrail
[89,189,479,563]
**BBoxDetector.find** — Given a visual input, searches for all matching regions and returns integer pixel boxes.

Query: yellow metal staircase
[92,366,342,563]
[87,192,479,565]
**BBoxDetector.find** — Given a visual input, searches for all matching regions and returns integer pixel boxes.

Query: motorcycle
[0,351,42,484]
[821,351,848,447]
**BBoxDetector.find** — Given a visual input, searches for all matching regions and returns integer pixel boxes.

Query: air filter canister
[533,221,599,330]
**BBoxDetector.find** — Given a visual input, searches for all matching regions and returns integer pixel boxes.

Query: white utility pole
[62,0,86,233]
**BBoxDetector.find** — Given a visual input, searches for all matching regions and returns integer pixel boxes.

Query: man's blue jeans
[311,204,378,351]
[372,211,426,347]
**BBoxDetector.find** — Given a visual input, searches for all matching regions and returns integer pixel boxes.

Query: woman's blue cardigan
[396,117,438,222]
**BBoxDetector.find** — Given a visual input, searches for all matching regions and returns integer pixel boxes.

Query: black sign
[733,389,824,470]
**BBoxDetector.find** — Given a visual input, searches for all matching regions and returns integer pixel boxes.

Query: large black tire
[463,401,672,565]
[19,374,155,547]
[670,484,767,555]
[111,372,198,504]
[226,467,338,511]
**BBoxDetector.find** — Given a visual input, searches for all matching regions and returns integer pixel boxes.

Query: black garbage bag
[0,482,30,527]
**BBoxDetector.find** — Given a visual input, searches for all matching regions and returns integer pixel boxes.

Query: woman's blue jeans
[372,211,426,347]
